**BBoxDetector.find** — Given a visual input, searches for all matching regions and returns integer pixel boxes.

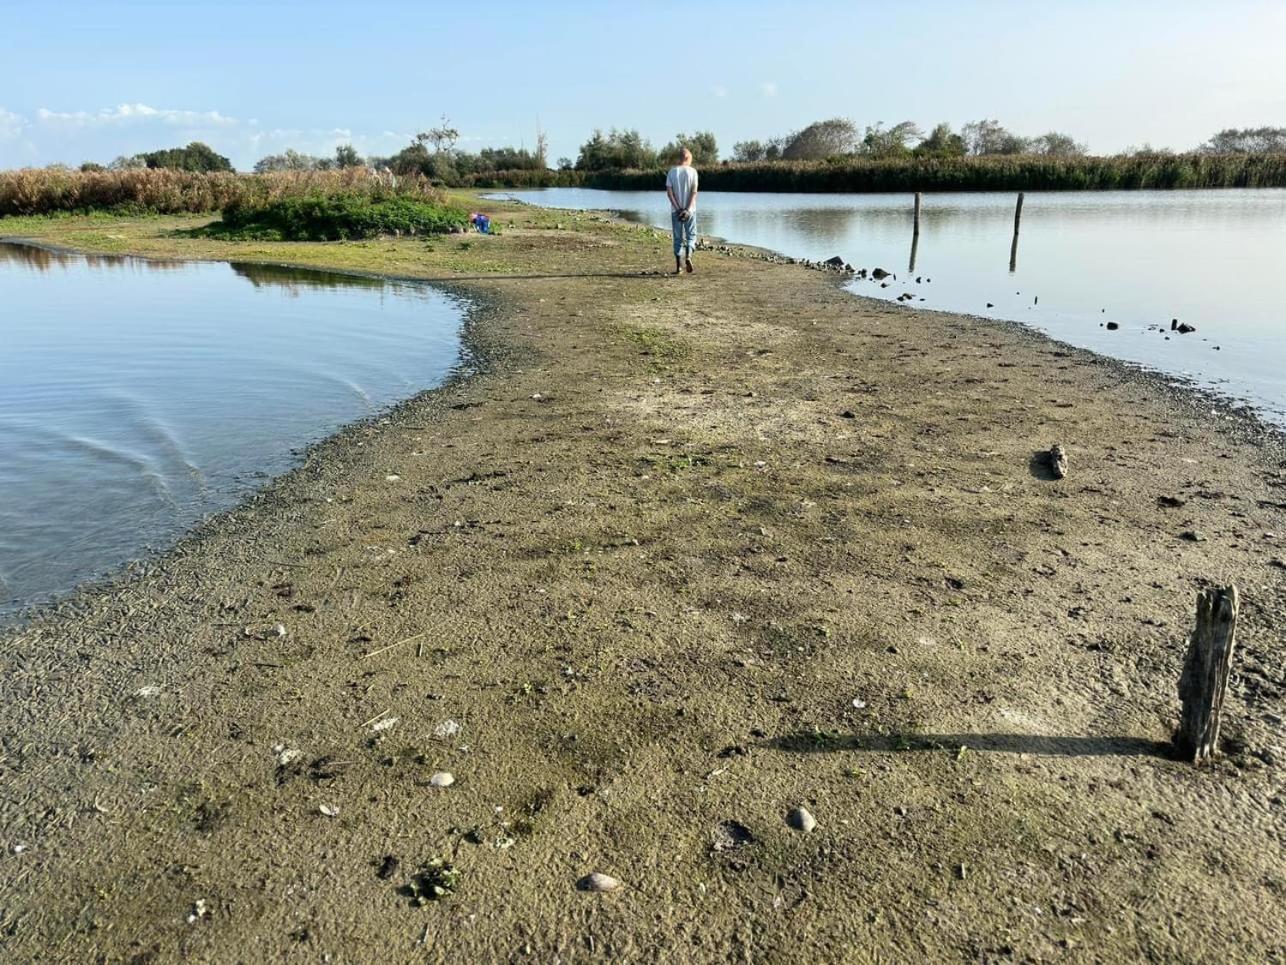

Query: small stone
[273,623,287,638]
[429,771,455,788]
[1106,321,1119,331]
[577,872,621,893]
[433,719,462,739]
[787,806,817,833]
[1180,530,1207,542]
[319,804,340,817]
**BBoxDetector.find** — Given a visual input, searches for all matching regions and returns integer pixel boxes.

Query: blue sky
[2,0,1284,169]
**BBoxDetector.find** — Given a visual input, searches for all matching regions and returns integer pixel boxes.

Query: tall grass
[472,154,1286,193]
[0,168,448,217]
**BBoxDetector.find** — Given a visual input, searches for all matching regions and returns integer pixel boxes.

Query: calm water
[502,188,1286,427]
[0,243,464,615]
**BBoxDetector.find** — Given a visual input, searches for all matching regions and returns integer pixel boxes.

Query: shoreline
[1,203,1283,959]
[4,228,1280,629]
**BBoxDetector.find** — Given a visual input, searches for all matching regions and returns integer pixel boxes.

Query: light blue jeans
[671,210,697,258]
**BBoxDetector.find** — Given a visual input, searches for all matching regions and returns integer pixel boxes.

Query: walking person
[666,147,699,274]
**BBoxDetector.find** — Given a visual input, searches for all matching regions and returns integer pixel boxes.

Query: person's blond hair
[680,147,693,163]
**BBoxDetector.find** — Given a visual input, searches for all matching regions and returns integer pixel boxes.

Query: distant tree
[535,129,549,168]
[1027,131,1087,157]
[388,142,432,176]
[732,139,767,162]
[334,143,363,168]
[557,156,574,171]
[661,131,718,165]
[859,121,923,158]
[417,115,460,154]
[253,149,325,173]
[763,136,788,160]
[79,161,106,172]
[1122,142,1174,157]
[139,141,234,172]
[781,118,859,160]
[913,122,967,158]
[108,154,146,170]
[961,119,1027,156]
[575,128,658,170]
[1199,126,1286,154]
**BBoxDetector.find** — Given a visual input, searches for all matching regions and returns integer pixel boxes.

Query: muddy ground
[0,201,1283,962]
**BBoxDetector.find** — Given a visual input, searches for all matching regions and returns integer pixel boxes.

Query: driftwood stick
[1048,444,1068,479]
[360,631,427,660]
[1175,585,1239,763]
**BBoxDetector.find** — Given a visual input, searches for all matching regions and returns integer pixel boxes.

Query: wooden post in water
[908,192,922,272]
[1008,192,1024,273]
[1175,585,1239,763]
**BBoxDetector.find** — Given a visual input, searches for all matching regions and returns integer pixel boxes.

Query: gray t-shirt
[666,165,699,211]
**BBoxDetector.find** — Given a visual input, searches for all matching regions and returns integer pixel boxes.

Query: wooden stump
[1175,585,1239,763]
[1048,444,1068,479]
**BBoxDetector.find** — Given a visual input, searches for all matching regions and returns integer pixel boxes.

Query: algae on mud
[0,197,1283,961]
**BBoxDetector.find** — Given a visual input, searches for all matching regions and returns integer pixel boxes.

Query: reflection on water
[505,188,1286,426]
[0,242,464,616]
[0,241,188,273]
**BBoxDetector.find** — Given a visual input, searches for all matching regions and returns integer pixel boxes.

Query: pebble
[433,719,462,739]
[319,804,340,817]
[577,872,621,893]
[787,806,817,833]
[429,771,455,788]
[1180,530,1208,542]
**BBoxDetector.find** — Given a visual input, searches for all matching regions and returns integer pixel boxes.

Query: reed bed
[0,168,448,217]
[469,154,1286,193]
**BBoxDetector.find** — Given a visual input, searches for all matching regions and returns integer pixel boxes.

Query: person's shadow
[766,730,1174,759]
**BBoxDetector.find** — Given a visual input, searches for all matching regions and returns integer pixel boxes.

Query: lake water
[500,188,1286,428]
[0,243,464,616]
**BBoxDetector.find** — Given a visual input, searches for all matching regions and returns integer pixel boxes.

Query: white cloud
[760,81,778,97]
[0,107,25,139]
[712,84,728,98]
[35,103,238,128]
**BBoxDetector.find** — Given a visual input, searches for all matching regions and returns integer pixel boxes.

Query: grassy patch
[623,324,690,371]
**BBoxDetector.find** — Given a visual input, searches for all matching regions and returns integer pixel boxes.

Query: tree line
[48,123,1286,182]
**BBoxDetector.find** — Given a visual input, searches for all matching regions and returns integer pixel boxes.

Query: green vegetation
[206,193,466,241]
[111,140,234,172]
[576,152,1286,192]
[254,143,365,173]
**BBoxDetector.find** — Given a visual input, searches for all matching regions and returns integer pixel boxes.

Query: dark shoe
[685,259,694,273]
[674,258,682,275]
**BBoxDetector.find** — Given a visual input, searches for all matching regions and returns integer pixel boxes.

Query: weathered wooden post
[1009,192,1024,273]
[1175,585,1239,763]
[908,193,922,272]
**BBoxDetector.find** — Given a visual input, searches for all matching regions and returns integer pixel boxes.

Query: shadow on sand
[766,730,1174,760]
